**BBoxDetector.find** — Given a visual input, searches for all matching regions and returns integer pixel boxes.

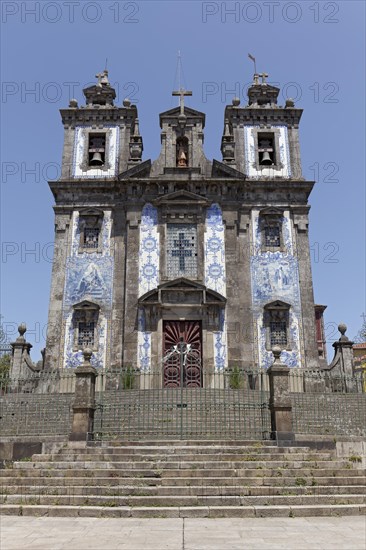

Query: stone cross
[95,70,109,87]
[172,89,192,115]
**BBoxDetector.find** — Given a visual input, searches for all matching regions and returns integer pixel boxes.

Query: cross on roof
[172,88,193,115]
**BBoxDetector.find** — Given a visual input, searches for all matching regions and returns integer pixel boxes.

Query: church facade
[44,70,326,384]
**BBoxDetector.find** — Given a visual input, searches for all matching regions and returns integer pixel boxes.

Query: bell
[261,151,273,165]
[90,152,104,166]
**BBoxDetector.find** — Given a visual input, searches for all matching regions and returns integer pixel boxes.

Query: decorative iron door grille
[163,321,202,388]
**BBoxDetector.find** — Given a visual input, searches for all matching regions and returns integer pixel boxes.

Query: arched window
[176,137,189,168]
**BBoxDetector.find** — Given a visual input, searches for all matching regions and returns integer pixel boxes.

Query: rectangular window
[270,321,287,346]
[83,228,99,249]
[265,226,281,248]
[167,224,198,278]
[78,322,95,347]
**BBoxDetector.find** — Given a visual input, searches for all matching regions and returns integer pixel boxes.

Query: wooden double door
[163,321,202,388]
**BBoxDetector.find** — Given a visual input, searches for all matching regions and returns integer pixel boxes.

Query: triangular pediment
[139,278,226,306]
[160,106,205,119]
[154,190,209,206]
[259,207,284,217]
[119,159,151,179]
[212,160,246,179]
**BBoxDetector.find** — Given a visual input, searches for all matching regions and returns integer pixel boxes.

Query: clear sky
[1,0,365,360]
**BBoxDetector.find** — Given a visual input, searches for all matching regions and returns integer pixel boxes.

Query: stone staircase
[1,440,365,518]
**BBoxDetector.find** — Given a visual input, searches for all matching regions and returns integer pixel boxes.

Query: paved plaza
[1,516,365,550]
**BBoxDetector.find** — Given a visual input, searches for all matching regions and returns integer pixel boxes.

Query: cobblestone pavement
[1,516,365,550]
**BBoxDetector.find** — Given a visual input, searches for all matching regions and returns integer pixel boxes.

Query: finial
[69,98,78,108]
[134,118,140,137]
[95,70,110,88]
[253,73,260,86]
[224,119,231,136]
[338,323,349,342]
[123,98,131,107]
[260,72,269,84]
[272,345,282,364]
[285,98,295,108]
[18,323,26,337]
[82,348,93,364]
[232,97,240,107]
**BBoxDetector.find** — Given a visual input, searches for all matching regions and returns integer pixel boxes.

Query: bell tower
[150,88,211,177]
[219,72,319,370]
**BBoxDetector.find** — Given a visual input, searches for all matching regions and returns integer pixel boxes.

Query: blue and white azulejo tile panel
[204,204,226,297]
[138,204,160,297]
[137,308,151,371]
[214,309,227,371]
[250,210,303,368]
[63,256,114,309]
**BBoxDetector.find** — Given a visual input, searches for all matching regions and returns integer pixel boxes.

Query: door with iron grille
[163,321,202,388]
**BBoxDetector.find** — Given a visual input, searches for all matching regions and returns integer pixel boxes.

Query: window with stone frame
[72,302,99,351]
[259,208,284,252]
[264,301,291,351]
[78,209,104,253]
[166,223,198,279]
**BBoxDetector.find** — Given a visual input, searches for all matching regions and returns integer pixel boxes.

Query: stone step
[2,494,365,507]
[89,438,276,449]
[1,474,363,487]
[8,465,364,478]
[1,503,365,518]
[2,484,365,497]
[15,459,351,470]
[32,451,336,462]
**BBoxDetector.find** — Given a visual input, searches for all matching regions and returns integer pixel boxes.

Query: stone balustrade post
[268,346,294,443]
[10,324,33,382]
[69,349,98,442]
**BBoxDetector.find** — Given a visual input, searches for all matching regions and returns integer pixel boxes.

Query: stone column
[268,346,294,442]
[328,324,356,392]
[69,349,98,441]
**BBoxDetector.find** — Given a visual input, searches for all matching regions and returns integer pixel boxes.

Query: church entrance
[163,321,202,388]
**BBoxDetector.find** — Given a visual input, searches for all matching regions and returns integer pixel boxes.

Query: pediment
[212,160,246,179]
[154,190,209,206]
[264,300,290,310]
[160,106,205,120]
[72,300,100,310]
[259,207,284,217]
[139,278,226,306]
[119,159,151,179]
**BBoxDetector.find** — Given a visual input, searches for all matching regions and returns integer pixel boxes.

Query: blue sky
[1,0,365,359]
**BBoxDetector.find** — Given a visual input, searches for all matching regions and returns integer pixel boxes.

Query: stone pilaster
[123,209,140,366]
[44,211,71,369]
[293,211,319,369]
[110,207,127,369]
[69,349,98,441]
[223,209,254,368]
[268,346,293,442]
